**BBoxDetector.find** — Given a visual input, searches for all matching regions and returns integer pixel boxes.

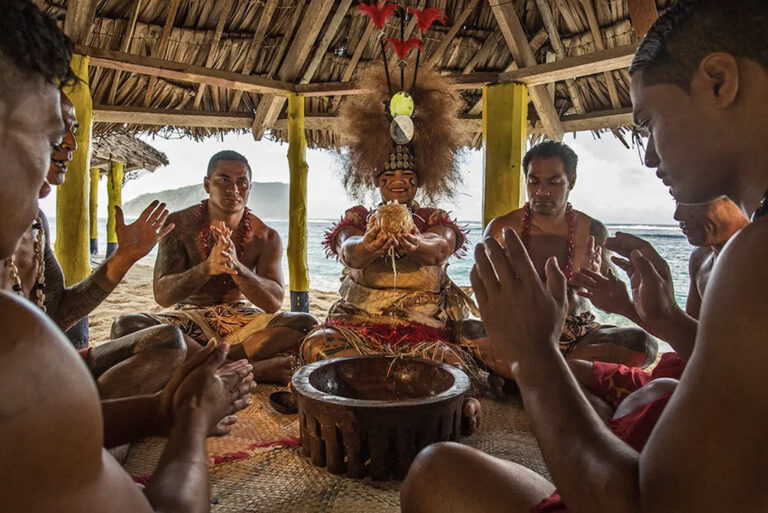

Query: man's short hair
[0,0,75,104]
[206,150,252,179]
[630,0,768,91]
[522,140,578,183]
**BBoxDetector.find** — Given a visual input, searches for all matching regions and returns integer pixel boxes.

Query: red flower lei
[198,199,252,258]
[521,202,576,280]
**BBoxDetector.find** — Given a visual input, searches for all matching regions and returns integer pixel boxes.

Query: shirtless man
[566,198,748,420]
[401,1,768,511]
[0,3,255,511]
[484,140,656,368]
[113,150,317,384]
[1,91,187,399]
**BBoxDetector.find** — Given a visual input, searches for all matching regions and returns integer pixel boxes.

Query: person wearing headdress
[300,57,484,429]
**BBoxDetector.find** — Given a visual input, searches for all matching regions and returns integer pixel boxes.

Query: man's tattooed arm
[153,215,208,307]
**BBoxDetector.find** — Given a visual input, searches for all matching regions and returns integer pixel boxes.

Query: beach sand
[88,260,341,343]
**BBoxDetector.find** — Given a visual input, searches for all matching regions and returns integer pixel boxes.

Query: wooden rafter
[193,0,235,108]
[251,0,335,141]
[229,0,279,113]
[426,0,479,68]
[579,0,621,109]
[108,0,144,105]
[627,0,659,39]
[78,45,294,96]
[93,104,632,135]
[63,0,97,44]
[144,0,181,107]
[489,0,564,140]
[535,0,584,114]
[300,0,354,84]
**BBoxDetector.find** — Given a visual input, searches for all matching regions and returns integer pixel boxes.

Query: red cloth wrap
[532,354,685,513]
[322,206,469,259]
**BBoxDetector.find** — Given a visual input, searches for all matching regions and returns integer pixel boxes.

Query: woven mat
[123,386,548,512]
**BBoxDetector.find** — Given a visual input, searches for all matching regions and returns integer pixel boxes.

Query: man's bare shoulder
[166,205,199,231]
[688,246,713,271]
[579,212,609,245]
[248,214,281,245]
[484,209,524,238]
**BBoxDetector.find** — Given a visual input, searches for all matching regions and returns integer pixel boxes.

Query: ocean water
[55,217,692,306]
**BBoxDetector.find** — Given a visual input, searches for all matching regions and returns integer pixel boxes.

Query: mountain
[122,182,289,219]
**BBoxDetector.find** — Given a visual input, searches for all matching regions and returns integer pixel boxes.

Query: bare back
[0,293,153,512]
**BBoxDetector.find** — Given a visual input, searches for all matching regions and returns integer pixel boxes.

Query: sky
[39,130,677,225]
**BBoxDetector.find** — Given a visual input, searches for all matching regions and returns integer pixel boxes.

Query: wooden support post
[286,94,309,312]
[89,168,99,255]
[56,55,92,285]
[482,82,527,228]
[106,161,124,256]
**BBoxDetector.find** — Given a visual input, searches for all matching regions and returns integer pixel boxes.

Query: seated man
[113,150,317,384]
[484,140,656,368]
[569,197,748,419]
[0,4,254,511]
[402,1,768,512]
[1,91,186,399]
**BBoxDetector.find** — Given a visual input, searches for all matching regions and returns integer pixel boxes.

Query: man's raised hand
[206,233,238,276]
[470,228,568,377]
[362,225,394,256]
[115,201,175,263]
[572,268,637,320]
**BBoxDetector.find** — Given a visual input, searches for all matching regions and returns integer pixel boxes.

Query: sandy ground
[88,259,340,343]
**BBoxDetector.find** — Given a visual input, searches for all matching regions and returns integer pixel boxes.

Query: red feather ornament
[355,1,398,29]
[406,6,447,32]
[383,37,425,60]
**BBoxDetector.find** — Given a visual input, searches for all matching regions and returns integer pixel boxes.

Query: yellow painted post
[89,168,99,255]
[106,161,124,257]
[55,54,92,285]
[481,82,528,229]
[286,93,309,312]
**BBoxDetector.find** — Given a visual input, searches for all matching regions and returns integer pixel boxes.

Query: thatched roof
[46,0,673,148]
[91,132,169,181]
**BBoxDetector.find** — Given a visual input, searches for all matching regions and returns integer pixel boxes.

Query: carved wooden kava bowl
[292,356,470,480]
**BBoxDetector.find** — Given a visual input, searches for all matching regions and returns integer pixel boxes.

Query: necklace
[521,202,576,280]
[4,217,46,311]
[197,200,252,258]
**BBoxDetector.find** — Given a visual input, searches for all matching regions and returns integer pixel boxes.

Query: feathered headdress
[338,2,462,202]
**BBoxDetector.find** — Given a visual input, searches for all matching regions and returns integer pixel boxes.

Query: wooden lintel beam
[145,0,181,106]
[78,45,294,96]
[627,0,658,39]
[108,0,145,105]
[93,105,632,134]
[489,0,564,140]
[426,0,479,68]
[498,43,637,87]
[194,0,235,108]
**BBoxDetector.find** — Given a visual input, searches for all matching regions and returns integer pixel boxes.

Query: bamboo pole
[482,82,528,228]
[106,161,124,256]
[56,54,92,285]
[89,167,99,255]
[286,93,309,312]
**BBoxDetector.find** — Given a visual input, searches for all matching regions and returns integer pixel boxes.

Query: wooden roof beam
[579,0,621,109]
[64,0,97,44]
[489,0,564,140]
[535,0,583,114]
[300,0,355,84]
[108,0,145,105]
[386,0,425,71]
[627,0,659,39]
[194,0,235,109]
[78,45,294,96]
[144,0,181,107]
[93,105,632,134]
[426,0,479,69]
[251,0,335,141]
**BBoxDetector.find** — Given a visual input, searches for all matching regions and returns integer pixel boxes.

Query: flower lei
[5,217,46,310]
[197,200,252,258]
[521,202,576,280]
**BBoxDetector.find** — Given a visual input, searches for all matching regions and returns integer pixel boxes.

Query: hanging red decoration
[383,37,425,60]
[406,6,447,32]
[355,1,398,29]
